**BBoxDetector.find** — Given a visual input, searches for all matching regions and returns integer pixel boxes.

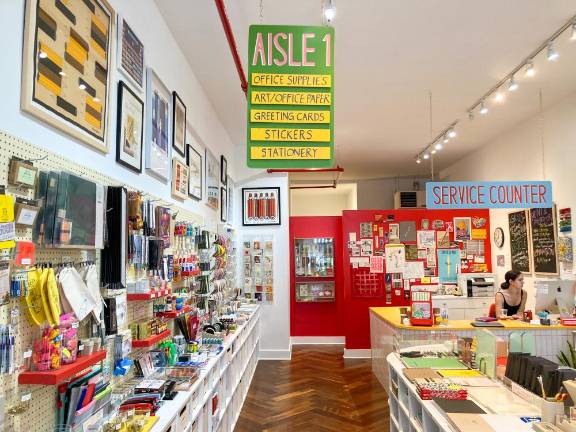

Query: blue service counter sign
[426,181,553,209]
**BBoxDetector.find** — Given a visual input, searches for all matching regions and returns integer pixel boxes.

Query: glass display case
[294,237,335,302]
[294,237,334,277]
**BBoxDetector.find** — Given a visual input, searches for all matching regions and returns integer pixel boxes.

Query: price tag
[21,393,31,402]
[71,322,79,329]
[23,350,32,359]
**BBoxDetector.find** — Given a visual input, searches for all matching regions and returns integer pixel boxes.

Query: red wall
[342,209,492,350]
[290,216,344,337]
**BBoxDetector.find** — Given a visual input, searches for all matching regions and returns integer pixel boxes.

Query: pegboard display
[0,130,206,432]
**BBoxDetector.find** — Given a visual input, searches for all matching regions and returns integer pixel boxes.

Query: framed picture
[454,217,472,241]
[117,15,144,90]
[186,145,202,200]
[116,81,144,172]
[21,0,115,152]
[145,68,171,181]
[227,176,234,224]
[220,187,228,222]
[206,148,219,211]
[242,187,281,226]
[220,155,227,185]
[171,158,189,200]
[172,92,186,157]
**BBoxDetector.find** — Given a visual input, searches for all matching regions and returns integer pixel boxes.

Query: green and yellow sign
[247,25,334,168]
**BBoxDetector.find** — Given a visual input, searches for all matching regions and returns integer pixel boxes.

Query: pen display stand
[410,291,433,326]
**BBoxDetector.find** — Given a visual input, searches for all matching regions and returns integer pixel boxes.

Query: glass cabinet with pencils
[294,237,335,302]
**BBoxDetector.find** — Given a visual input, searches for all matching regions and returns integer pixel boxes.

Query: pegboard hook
[24,154,48,163]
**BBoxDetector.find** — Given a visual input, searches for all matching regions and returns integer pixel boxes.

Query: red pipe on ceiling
[214,0,248,95]
[290,184,337,190]
[267,166,344,174]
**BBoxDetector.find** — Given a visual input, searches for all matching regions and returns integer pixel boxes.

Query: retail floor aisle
[234,345,389,432]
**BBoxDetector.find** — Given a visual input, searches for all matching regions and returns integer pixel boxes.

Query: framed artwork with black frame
[220,155,227,185]
[242,187,281,226]
[116,80,144,173]
[172,92,186,157]
[186,144,202,200]
[220,186,228,223]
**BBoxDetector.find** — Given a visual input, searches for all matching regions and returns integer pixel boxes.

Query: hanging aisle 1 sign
[247,25,335,168]
[426,181,553,209]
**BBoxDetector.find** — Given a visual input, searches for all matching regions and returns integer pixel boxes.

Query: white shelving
[151,306,260,432]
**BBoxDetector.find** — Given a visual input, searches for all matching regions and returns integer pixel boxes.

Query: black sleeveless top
[498,290,523,316]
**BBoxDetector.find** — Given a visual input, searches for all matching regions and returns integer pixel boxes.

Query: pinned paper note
[370,256,384,273]
[385,244,405,273]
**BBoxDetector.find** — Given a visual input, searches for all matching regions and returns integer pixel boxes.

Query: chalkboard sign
[508,210,531,273]
[530,207,558,275]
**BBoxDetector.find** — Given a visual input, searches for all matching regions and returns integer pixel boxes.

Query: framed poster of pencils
[242,187,281,226]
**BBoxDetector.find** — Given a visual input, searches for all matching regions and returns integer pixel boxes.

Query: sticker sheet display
[243,238,273,302]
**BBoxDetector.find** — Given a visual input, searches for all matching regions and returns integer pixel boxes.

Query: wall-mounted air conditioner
[393,191,426,209]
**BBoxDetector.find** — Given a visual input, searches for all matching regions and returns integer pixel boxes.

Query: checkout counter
[431,274,496,320]
[370,306,575,391]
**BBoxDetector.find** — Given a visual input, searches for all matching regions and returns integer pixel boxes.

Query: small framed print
[145,68,171,181]
[116,81,144,173]
[220,187,228,223]
[171,158,189,200]
[220,155,227,185]
[186,145,202,200]
[242,187,281,226]
[117,16,144,90]
[206,148,219,211]
[172,92,186,157]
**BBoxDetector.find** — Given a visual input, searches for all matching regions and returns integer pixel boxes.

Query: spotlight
[324,0,336,23]
[79,84,86,90]
[39,51,47,59]
[525,60,535,77]
[431,149,437,155]
[422,152,430,160]
[468,111,474,120]
[493,91,505,102]
[547,42,559,61]
[435,141,444,150]
[508,76,518,91]
[571,22,576,41]
[479,101,488,115]
[416,157,421,164]
[447,128,457,138]
[442,135,449,144]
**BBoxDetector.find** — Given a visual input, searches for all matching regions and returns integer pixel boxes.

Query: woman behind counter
[495,270,527,319]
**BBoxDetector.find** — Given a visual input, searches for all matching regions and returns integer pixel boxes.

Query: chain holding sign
[247,25,334,168]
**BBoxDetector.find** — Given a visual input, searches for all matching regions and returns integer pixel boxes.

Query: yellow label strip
[250,146,331,160]
[251,73,331,88]
[250,109,330,124]
[250,128,330,142]
[251,91,331,106]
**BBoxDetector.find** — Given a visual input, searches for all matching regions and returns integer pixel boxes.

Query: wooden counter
[370,307,575,390]
[370,306,573,331]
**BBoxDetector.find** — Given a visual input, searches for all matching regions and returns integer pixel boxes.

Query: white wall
[236,173,291,360]
[356,177,429,209]
[0,0,235,230]
[290,184,357,216]
[441,90,576,311]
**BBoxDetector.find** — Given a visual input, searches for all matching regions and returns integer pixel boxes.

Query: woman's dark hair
[501,270,522,289]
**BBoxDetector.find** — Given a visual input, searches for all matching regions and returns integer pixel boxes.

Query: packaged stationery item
[58,313,79,365]
[32,325,61,371]
[414,378,468,400]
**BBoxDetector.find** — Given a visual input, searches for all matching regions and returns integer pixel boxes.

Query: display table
[371,307,574,389]
[150,305,260,432]
[386,350,539,432]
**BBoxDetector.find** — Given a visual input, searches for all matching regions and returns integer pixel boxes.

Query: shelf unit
[18,350,107,385]
[131,329,172,348]
[155,305,191,319]
[127,289,172,301]
[150,306,260,432]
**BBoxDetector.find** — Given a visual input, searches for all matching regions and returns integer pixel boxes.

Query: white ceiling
[156,0,576,180]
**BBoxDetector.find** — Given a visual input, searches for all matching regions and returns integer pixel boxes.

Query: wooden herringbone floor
[234,345,390,432]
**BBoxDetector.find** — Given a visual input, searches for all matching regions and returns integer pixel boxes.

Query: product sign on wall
[426,181,553,209]
[247,25,334,168]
